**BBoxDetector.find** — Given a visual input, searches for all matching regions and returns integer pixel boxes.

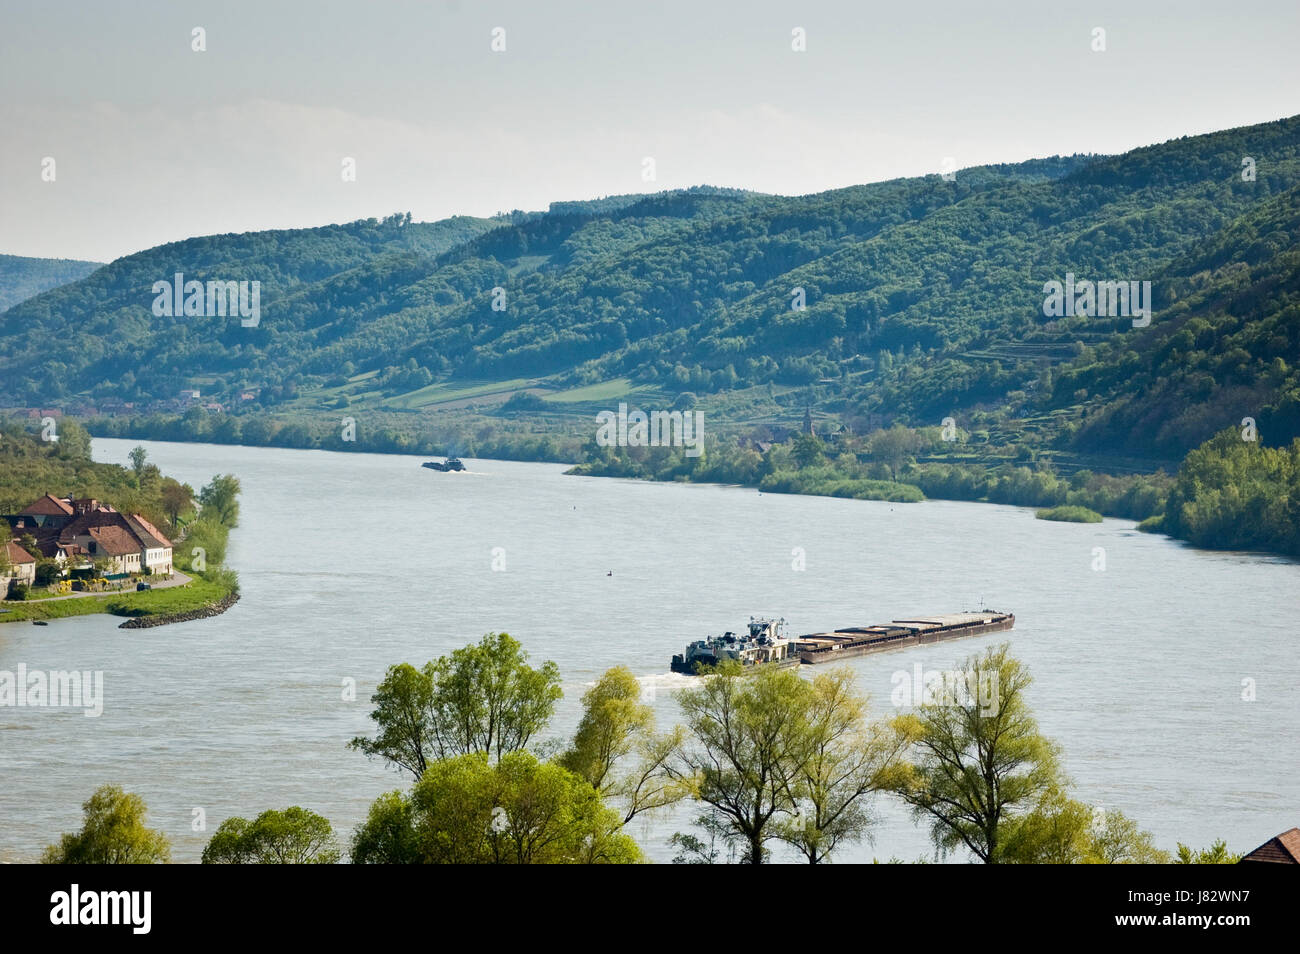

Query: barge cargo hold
[669,610,1014,674]
[796,611,1014,664]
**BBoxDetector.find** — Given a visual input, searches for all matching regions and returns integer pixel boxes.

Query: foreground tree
[1175,839,1242,864]
[893,643,1062,863]
[776,668,913,864]
[672,663,816,864]
[670,809,738,864]
[350,633,562,778]
[999,789,1170,863]
[349,661,435,779]
[996,788,1094,863]
[559,666,686,823]
[42,784,171,864]
[1086,808,1170,863]
[355,752,641,863]
[350,791,420,864]
[201,807,340,864]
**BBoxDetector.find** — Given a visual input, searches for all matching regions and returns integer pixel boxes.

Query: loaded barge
[670,610,1014,674]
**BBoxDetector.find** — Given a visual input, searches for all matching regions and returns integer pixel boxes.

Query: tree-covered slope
[0,254,103,313]
[1053,184,1300,458]
[4,114,1300,466]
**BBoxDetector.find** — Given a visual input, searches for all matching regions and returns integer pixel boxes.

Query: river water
[1,437,1296,863]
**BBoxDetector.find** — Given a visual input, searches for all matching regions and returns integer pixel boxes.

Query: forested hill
[3,113,1300,463]
[0,254,103,312]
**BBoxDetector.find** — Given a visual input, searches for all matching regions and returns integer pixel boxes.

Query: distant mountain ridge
[4,114,1300,463]
[0,254,103,312]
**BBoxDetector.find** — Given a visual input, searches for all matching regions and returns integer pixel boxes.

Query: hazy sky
[2,0,1297,262]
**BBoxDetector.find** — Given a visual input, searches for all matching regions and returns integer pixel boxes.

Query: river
[1,437,1296,863]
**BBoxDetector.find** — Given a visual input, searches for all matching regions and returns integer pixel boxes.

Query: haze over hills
[0,253,103,313]
[3,114,1299,466]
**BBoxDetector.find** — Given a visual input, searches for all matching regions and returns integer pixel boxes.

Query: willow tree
[673,664,816,864]
[998,788,1169,864]
[410,751,641,864]
[559,666,686,824]
[350,632,562,778]
[893,643,1062,863]
[201,806,340,864]
[42,784,171,864]
[777,668,914,864]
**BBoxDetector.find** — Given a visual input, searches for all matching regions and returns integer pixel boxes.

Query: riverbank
[118,590,240,628]
[80,422,1300,563]
[0,577,236,625]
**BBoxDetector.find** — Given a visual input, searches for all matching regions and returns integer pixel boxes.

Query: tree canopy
[350,632,562,777]
[201,807,340,864]
[41,784,171,865]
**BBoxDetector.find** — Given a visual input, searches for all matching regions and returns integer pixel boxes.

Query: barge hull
[670,654,803,675]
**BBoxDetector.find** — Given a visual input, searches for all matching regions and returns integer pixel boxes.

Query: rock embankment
[117,592,240,629]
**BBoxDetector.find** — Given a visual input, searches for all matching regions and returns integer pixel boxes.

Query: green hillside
[0,254,103,313]
[4,116,1300,471]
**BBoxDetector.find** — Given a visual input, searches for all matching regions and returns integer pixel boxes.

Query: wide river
[2,438,1296,863]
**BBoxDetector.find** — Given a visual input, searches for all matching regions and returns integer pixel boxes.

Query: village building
[13,492,75,528]
[2,539,37,588]
[4,494,174,580]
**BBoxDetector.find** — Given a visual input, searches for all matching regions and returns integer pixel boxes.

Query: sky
[1,0,1297,262]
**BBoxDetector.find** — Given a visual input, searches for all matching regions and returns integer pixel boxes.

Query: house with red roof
[1239,827,1300,864]
[2,539,37,589]
[15,493,75,527]
[56,505,174,577]
[5,495,174,579]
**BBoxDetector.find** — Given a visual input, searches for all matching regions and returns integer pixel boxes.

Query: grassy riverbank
[0,577,233,624]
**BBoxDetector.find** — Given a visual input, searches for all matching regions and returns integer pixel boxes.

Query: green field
[542,378,643,404]
[384,378,536,409]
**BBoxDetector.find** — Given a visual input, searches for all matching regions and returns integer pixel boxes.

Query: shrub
[1035,505,1103,523]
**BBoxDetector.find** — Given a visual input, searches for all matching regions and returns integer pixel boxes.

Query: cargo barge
[670,610,1014,674]
[796,611,1014,664]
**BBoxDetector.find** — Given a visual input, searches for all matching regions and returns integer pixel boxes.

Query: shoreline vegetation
[0,420,241,626]
[1035,505,1104,523]
[69,412,1300,561]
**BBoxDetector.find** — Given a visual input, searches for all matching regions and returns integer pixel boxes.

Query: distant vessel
[670,610,1015,674]
[422,457,465,472]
